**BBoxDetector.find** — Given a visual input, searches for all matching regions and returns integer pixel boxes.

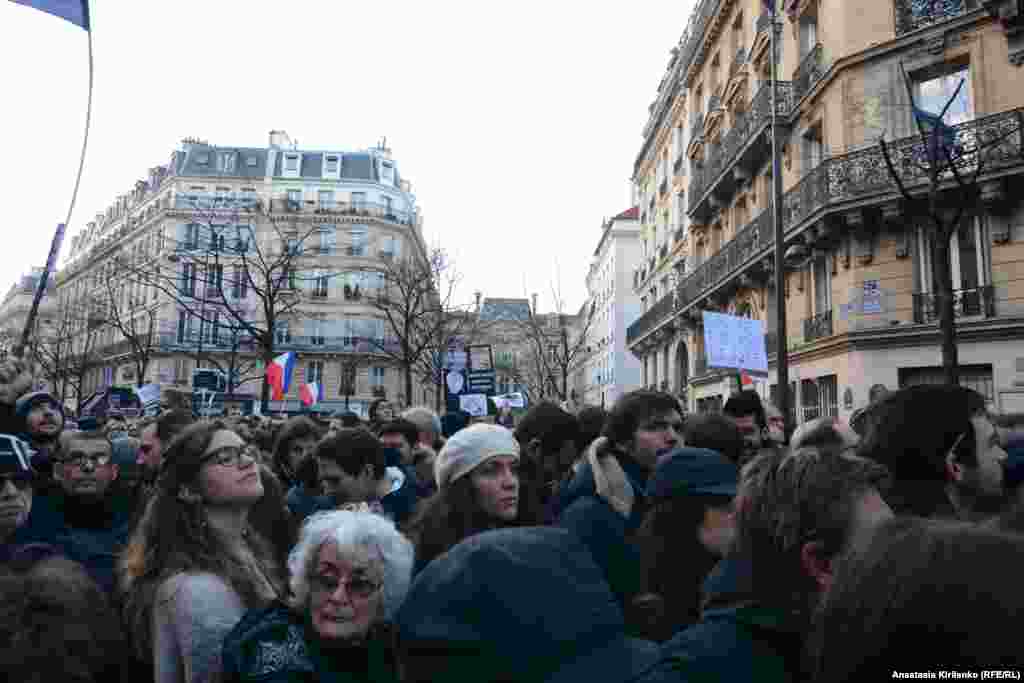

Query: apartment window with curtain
[312,269,329,298]
[318,225,336,254]
[232,264,248,300]
[180,263,197,297]
[319,189,335,209]
[370,366,386,387]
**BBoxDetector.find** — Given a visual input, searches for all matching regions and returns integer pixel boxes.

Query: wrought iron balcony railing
[676,106,1024,316]
[729,47,748,80]
[627,292,676,345]
[913,285,995,323]
[688,81,793,214]
[679,208,774,308]
[674,155,686,176]
[894,0,974,37]
[691,113,706,141]
[793,43,829,103]
[803,310,834,342]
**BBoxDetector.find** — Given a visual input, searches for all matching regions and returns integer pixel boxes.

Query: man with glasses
[20,429,133,592]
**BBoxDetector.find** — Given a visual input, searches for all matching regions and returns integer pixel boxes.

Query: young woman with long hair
[403,424,541,572]
[119,420,285,683]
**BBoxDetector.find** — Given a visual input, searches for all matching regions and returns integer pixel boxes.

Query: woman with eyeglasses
[120,420,285,683]
[222,507,414,683]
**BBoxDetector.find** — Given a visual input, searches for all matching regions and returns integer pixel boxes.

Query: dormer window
[324,154,340,179]
[218,152,236,173]
[283,153,301,178]
[246,156,258,167]
[380,161,395,186]
[196,152,210,165]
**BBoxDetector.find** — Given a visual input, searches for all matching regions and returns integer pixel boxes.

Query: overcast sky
[1,0,694,313]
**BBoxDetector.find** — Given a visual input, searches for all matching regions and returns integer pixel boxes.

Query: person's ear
[800,540,835,592]
[945,449,965,483]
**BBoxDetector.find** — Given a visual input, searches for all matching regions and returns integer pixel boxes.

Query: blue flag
[913,105,958,165]
[763,0,774,13]
[9,0,90,30]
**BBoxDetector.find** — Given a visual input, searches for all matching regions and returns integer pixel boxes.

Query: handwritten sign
[459,393,489,417]
[702,311,768,374]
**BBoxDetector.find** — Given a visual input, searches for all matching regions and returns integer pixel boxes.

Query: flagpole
[769,3,791,434]
[17,12,94,357]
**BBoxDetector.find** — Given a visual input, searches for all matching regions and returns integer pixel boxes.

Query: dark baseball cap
[646,447,739,500]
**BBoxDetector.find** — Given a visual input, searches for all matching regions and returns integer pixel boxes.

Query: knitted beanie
[434,423,519,489]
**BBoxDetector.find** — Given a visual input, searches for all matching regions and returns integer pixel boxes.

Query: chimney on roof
[474,291,482,312]
[531,293,538,315]
[268,130,292,149]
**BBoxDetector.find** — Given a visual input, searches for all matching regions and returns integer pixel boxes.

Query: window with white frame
[349,225,368,256]
[276,321,291,344]
[318,190,336,209]
[309,318,325,345]
[312,269,329,298]
[914,63,973,127]
[318,225,336,254]
[380,235,401,260]
[323,154,340,179]
[283,153,301,177]
[813,253,831,315]
[370,366,386,387]
[232,264,248,300]
[180,263,197,297]
[351,191,367,210]
[287,189,301,209]
[218,153,236,173]
[307,361,324,384]
[177,310,194,343]
[916,217,989,297]
[380,161,395,186]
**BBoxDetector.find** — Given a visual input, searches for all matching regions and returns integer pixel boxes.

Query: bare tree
[512,290,596,403]
[367,248,468,409]
[414,309,491,411]
[134,196,347,411]
[96,255,159,387]
[33,302,104,410]
[879,67,1024,384]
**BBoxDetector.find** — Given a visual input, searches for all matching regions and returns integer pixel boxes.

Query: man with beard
[20,430,132,592]
[15,391,65,484]
[859,384,1008,522]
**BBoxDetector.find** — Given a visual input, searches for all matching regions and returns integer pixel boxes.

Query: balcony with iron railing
[913,285,995,324]
[690,112,706,142]
[626,292,676,345]
[675,106,1024,316]
[679,208,774,309]
[728,47,748,81]
[894,0,977,37]
[793,43,829,104]
[267,199,415,226]
[688,81,794,219]
[803,310,834,342]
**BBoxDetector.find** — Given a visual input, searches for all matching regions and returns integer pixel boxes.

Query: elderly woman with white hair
[220,507,414,683]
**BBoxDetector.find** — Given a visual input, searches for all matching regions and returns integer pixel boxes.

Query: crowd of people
[1,352,1024,681]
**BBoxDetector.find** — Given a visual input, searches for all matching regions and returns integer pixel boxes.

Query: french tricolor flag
[267,352,296,400]
[300,382,324,408]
